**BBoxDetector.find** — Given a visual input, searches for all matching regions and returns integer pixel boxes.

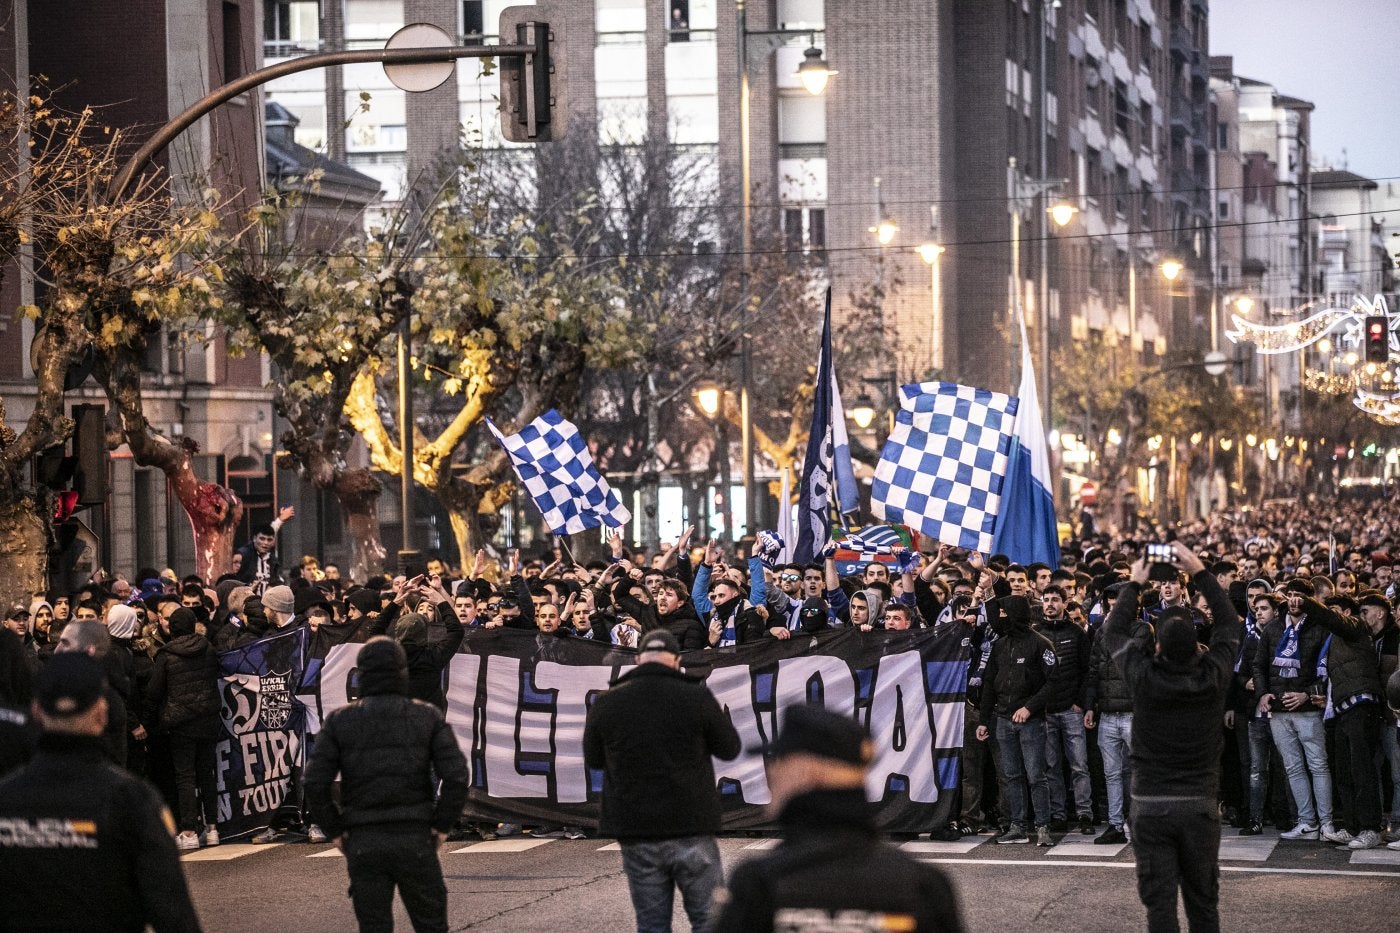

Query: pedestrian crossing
[179,829,1400,872]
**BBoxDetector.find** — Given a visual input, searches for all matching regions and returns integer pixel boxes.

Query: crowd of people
[3,497,1400,864]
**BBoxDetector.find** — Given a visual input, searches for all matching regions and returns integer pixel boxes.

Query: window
[783,207,826,251]
[596,0,644,33]
[1140,183,1153,228]
[1113,80,1131,138]
[669,1,690,41]
[1085,147,1101,202]
[1138,22,1152,69]
[223,2,245,80]
[1139,102,1153,151]
[1006,59,1020,108]
[1217,197,1230,220]
[1115,166,1130,218]
[1113,0,1128,48]
[778,0,824,30]
[462,1,517,40]
[265,1,319,49]
[1216,121,1229,151]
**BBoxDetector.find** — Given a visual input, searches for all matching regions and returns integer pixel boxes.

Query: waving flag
[990,318,1061,564]
[794,289,858,563]
[487,410,631,535]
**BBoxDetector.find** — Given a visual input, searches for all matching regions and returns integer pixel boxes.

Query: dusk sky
[1211,0,1400,182]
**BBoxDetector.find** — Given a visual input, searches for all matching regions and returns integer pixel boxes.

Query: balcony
[1169,23,1193,60]
[264,39,324,60]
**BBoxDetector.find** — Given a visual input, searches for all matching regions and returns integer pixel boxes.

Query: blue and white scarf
[1272,620,1302,680]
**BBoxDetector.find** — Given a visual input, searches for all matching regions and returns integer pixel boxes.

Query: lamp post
[692,380,732,543]
[915,237,945,373]
[736,1,833,540]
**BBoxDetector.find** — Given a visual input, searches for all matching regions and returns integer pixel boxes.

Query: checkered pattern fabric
[487,410,631,536]
[871,383,1020,553]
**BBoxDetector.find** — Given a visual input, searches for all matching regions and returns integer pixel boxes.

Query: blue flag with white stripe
[795,290,858,563]
[487,410,631,536]
[990,321,1061,565]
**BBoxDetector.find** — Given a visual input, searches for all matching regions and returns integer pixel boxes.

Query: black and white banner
[317,626,969,832]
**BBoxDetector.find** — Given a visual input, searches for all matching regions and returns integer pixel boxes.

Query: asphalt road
[183,829,1400,932]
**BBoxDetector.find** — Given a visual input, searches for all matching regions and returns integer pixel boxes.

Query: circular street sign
[384,23,455,93]
[1203,350,1228,377]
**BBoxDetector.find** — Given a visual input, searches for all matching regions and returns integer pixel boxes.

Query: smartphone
[1146,543,1175,564]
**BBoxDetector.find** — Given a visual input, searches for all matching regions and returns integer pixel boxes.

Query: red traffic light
[1365,315,1389,363]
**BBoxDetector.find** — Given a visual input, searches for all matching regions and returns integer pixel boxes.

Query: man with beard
[653,579,709,651]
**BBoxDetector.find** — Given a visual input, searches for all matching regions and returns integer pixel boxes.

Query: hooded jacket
[978,597,1056,721]
[392,603,464,711]
[146,633,220,735]
[583,662,741,839]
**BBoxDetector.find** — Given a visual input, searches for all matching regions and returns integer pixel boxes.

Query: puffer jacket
[1253,607,1332,702]
[978,624,1056,721]
[1301,599,1382,706]
[146,634,220,735]
[1086,615,1152,713]
[1035,615,1092,713]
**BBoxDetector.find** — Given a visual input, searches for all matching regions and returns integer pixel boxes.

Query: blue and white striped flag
[990,320,1062,565]
[487,410,631,536]
[794,290,858,563]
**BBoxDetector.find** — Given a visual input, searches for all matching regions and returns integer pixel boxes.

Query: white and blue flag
[794,290,858,563]
[990,321,1062,565]
[487,410,631,536]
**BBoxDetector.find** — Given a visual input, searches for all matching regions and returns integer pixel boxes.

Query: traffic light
[498,16,559,142]
[1365,315,1389,363]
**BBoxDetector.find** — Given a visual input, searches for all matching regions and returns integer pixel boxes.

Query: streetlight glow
[1317,337,1332,354]
[849,395,876,430]
[796,47,836,96]
[1234,295,1255,315]
[915,242,945,264]
[871,219,898,245]
[693,381,721,418]
[1159,259,1184,281]
[1220,437,1234,451]
[1047,202,1078,227]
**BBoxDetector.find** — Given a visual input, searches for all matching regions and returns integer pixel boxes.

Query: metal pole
[736,0,755,539]
[931,256,942,372]
[1009,159,1022,333]
[1037,0,1052,433]
[108,43,537,202]
[397,312,419,571]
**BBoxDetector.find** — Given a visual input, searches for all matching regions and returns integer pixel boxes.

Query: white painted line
[307,848,344,858]
[899,840,983,855]
[743,839,781,850]
[596,842,622,851]
[1349,848,1400,865]
[181,843,279,862]
[1046,839,1128,858]
[449,838,554,854]
[1217,839,1277,862]
[915,858,1400,879]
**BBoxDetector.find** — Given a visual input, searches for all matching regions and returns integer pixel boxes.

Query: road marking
[899,840,983,855]
[1046,838,1128,858]
[181,844,279,862]
[1217,836,1278,862]
[1349,848,1400,865]
[743,839,781,850]
[308,848,344,858]
[915,858,1400,879]
[450,839,554,854]
[596,842,622,851]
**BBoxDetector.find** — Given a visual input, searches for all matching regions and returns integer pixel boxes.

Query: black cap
[35,652,105,716]
[764,705,871,766]
[639,629,681,655]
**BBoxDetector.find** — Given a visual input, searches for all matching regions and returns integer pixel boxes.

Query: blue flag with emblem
[795,289,858,563]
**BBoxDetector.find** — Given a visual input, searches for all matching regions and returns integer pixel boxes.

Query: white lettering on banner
[445,653,484,764]
[533,662,615,803]
[483,655,548,798]
[864,650,938,802]
[704,664,771,804]
[772,656,857,719]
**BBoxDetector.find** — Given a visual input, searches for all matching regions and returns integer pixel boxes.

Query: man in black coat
[713,706,964,933]
[305,636,469,933]
[0,652,202,932]
[1101,543,1242,933]
[583,629,741,932]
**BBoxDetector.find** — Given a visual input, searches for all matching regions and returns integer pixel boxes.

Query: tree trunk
[164,450,244,583]
[333,467,386,583]
[0,493,50,606]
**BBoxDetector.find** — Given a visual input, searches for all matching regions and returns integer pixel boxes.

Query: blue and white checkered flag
[871,383,1019,553]
[487,410,631,536]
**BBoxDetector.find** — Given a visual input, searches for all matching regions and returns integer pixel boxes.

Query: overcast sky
[1211,0,1400,182]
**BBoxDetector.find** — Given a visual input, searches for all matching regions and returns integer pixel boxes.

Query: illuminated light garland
[1226,294,1393,356]
[1302,369,1359,395]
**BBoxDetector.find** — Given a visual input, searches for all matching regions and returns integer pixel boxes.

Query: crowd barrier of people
[2,498,1400,867]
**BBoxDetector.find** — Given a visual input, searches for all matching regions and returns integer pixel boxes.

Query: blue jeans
[1245,716,1276,823]
[1269,710,1332,827]
[1098,712,1133,828]
[1046,709,1093,821]
[996,715,1051,829]
[620,836,722,932]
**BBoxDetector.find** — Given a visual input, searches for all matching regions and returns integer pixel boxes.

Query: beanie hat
[262,585,295,615]
[167,608,198,638]
[346,588,381,616]
[356,637,408,697]
[105,604,139,640]
[294,586,330,616]
[392,612,428,647]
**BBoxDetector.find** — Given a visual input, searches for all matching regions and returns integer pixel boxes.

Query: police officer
[0,651,202,932]
[304,635,469,933]
[712,705,964,932]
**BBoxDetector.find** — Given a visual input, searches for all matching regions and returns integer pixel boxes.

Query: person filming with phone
[1100,541,1241,933]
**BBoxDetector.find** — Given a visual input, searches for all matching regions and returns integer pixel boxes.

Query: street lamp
[736,0,832,539]
[1160,259,1184,282]
[692,381,732,542]
[916,239,945,372]
[693,380,722,418]
[850,395,877,430]
[869,176,897,245]
[1008,156,1065,430]
[1047,202,1078,228]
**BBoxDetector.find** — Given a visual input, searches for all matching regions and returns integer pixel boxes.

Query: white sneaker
[1320,824,1351,844]
[306,824,328,844]
[1347,830,1382,850]
[251,828,279,844]
[203,826,220,847]
[1280,822,1320,841]
[176,831,200,851]
[1387,837,1400,851]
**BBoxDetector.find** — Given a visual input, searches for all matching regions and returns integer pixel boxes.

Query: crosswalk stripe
[1217,837,1278,862]
[308,848,344,858]
[899,839,983,855]
[1045,838,1128,858]
[596,842,622,851]
[450,838,554,854]
[1349,848,1400,865]
[743,839,780,850]
[181,843,281,862]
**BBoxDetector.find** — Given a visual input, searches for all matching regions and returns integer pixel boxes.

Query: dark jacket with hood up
[978,596,1056,721]
[392,603,465,711]
[146,613,220,737]
[583,661,740,839]
[712,788,964,933]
